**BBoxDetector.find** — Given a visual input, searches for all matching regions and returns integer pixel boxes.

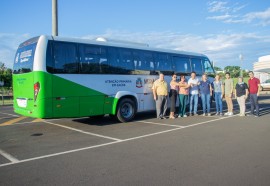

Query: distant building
[253,55,270,82]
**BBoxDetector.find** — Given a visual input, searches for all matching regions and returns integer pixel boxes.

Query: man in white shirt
[188,72,199,116]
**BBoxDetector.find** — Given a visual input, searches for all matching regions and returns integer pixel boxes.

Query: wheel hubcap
[121,103,133,118]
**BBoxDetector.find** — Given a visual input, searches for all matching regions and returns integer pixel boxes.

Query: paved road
[0,95,270,186]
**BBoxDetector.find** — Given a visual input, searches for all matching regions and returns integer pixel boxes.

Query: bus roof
[39,35,208,59]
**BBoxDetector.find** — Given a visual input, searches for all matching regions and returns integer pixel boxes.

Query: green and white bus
[13,35,215,122]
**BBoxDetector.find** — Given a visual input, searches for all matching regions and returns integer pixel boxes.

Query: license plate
[17,98,27,108]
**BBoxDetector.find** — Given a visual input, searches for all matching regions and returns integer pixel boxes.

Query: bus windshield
[203,58,215,74]
[13,37,39,74]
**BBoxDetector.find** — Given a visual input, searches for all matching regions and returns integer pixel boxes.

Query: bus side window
[191,58,203,75]
[119,49,134,74]
[107,47,123,74]
[46,41,54,73]
[79,44,108,74]
[53,42,78,74]
[133,50,153,75]
[143,51,154,73]
[172,56,191,74]
[154,53,172,74]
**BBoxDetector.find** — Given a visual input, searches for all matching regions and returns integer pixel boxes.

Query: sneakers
[224,112,229,116]
[239,114,245,117]
[193,113,198,116]
[202,113,211,116]
[228,112,233,116]
[158,116,167,119]
[215,112,219,116]
[178,114,188,118]
[220,113,223,116]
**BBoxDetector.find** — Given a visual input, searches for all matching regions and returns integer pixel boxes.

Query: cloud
[207,1,270,26]
[207,1,229,13]
[0,33,30,68]
[243,7,270,26]
[207,14,233,20]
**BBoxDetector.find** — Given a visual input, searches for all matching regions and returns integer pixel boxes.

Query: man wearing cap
[152,73,168,119]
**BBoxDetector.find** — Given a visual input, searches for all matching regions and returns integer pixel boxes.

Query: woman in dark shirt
[169,73,179,119]
[234,77,249,116]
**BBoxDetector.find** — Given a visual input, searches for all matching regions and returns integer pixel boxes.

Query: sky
[1,0,270,70]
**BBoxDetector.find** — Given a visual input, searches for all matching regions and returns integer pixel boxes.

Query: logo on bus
[136,78,143,88]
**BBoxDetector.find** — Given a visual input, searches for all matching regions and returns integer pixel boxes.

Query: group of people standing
[152,71,261,119]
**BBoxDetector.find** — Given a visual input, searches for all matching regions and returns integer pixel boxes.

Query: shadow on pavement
[71,95,270,126]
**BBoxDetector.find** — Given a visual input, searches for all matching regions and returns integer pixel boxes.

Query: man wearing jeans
[188,72,199,116]
[199,74,212,116]
[248,71,261,117]
[152,72,168,119]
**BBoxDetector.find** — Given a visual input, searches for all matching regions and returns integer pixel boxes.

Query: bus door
[51,41,80,118]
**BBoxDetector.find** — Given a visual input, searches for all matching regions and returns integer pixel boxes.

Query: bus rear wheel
[116,98,136,122]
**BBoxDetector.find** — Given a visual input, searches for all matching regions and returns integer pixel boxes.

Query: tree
[242,70,249,78]
[224,66,241,78]
[0,62,12,87]
[214,66,223,71]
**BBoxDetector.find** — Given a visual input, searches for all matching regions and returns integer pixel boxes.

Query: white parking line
[0,149,19,163]
[43,120,122,141]
[181,116,230,128]
[0,115,229,168]
[0,112,19,117]
[0,117,17,120]
[1,106,269,168]
[0,127,183,168]
[137,121,183,128]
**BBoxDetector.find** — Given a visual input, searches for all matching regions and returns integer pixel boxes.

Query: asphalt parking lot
[1,95,270,186]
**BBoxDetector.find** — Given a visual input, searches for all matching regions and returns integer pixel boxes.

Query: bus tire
[116,98,136,122]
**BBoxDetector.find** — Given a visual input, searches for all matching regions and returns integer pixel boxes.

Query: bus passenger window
[191,58,203,75]
[133,50,143,72]
[154,53,172,74]
[143,52,154,71]
[120,49,134,71]
[79,45,107,74]
[172,56,191,73]
[107,47,124,74]
[54,42,78,74]
[133,50,153,74]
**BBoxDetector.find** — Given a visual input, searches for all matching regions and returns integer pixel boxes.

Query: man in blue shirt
[199,74,213,116]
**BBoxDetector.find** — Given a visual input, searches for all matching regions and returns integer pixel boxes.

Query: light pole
[239,54,243,77]
[52,0,58,36]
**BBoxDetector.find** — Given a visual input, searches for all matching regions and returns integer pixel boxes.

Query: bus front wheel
[116,98,136,122]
